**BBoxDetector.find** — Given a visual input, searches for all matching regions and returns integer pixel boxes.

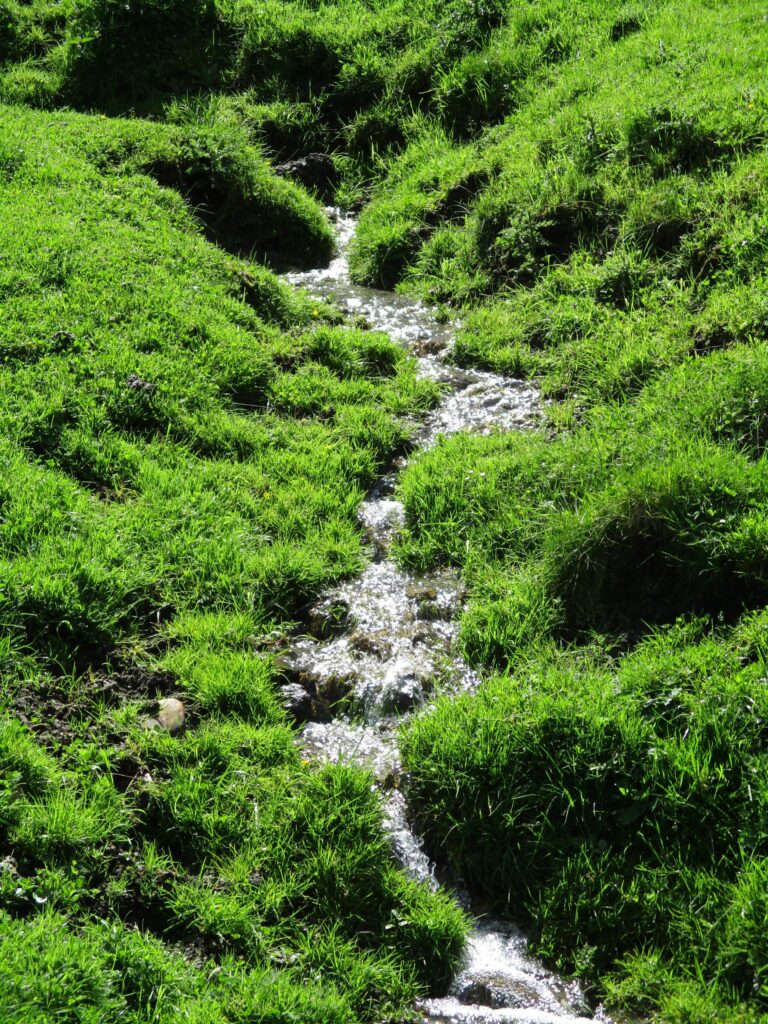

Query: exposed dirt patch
[12,664,176,750]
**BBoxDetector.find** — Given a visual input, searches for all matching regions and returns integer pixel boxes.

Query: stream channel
[282,211,610,1024]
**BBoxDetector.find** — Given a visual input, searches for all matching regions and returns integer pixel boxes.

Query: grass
[402,621,768,1021]
[381,1,768,1019]
[0,97,462,1023]
[1,0,768,1021]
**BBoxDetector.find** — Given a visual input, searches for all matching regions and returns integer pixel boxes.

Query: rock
[411,623,440,646]
[456,977,541,1010]
[315,674,354,706]
[280,683,313,722]
[416,598,447,622]
[156,697,185,734]
[272,653,298,677]
[383,674,424,714]
[308,598,351,639]
[412,334,446,357]
[126,373,157,393]
[274,153,339,196]
[349,629,392,658]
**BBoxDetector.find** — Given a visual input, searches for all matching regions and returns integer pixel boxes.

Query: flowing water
[282,211,607,1024]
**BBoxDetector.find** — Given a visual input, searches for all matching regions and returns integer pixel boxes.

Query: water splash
[422,920,599,1024]
[282,211,606,1024]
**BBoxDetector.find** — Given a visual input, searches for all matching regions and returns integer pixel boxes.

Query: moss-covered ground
[2,0,768,1021]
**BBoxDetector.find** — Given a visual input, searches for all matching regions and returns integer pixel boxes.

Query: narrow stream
[282,212,607,1024]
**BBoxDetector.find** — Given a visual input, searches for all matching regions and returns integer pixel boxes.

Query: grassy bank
[387,1,768,1020]
[0,101,465,1022]
[1,0,768,1021]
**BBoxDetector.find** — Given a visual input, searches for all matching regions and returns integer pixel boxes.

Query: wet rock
[308,598,351,639]
[272,653,298,678]
[349,629,393,658]
[383,674,425,714]
[156,697,185,734]
[368,474,397,498]
[455,977,541,1010]
[274,153,339,196]
[280,683,313,722]
[412,334,447,357]
[416,598,448,622]
[411,623,441,646]
[309,699,333,723]
[315,674,354,707]
[386,689,420,714]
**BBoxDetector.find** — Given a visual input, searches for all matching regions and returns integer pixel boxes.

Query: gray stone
[274,153,339,196]
[280,683,312,722]
[315,674,354,706]
[156,697,185,734]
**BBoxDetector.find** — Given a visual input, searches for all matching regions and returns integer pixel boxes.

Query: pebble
[157,697,185,733]
[142,697,186,735]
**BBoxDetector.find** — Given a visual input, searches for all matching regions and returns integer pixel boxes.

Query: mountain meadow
[1,1,768,1022]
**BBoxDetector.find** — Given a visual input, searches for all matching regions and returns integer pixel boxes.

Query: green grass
[402,621,768,1021]
[0,98,462,1022]
[377,1,768,1018]
[2,0,768,1020]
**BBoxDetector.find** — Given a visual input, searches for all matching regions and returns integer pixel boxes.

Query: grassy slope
[379,2,768,1020]
[1,0,768,1021]
[0,102,465,1023]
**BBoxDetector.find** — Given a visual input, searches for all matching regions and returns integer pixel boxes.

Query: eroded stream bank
[281,211,608,1024]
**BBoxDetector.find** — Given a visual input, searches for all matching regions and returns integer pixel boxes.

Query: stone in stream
[274,153,338,196]
[382,673,426,714]
[314,673,355,708]
[348,628,394,658]
[280,683,313,722]
[416,597,449,622]
[455,977,549,1011]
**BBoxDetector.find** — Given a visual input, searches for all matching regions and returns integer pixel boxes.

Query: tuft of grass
[403,621,768,1014]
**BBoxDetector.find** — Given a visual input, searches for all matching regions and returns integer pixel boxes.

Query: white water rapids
[281,211,609,1024]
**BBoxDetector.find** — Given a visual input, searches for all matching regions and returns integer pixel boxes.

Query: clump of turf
[403,618,768,1022]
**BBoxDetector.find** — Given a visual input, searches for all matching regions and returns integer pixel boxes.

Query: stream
[282,211,608,1024]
